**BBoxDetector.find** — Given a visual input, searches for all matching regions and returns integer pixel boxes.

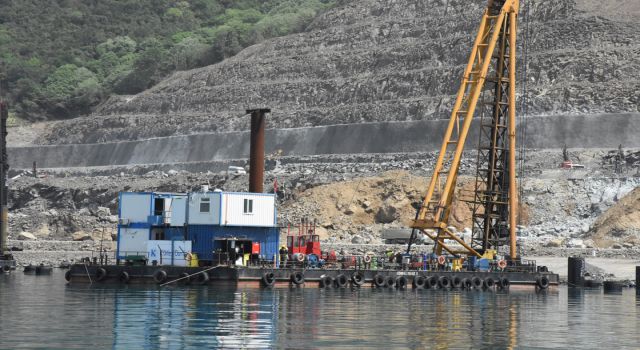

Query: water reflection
[4,272,639,350]
[109,287,552,349]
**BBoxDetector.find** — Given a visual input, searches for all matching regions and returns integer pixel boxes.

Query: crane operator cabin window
[200,198,210,213]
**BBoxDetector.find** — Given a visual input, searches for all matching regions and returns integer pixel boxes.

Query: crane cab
[285,220,321,257]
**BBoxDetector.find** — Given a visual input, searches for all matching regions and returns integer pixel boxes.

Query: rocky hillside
[588,186,640,248]
[36,0,640,145]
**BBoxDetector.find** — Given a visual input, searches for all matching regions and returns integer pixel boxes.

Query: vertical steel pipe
[247,109,270,193]
[0,103,8,255]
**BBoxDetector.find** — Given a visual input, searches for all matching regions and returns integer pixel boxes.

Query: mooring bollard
[568,257,585,287]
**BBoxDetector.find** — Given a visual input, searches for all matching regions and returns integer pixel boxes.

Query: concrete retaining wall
[8,113,640,169]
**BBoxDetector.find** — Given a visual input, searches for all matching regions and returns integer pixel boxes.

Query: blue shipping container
[187,225,279,261]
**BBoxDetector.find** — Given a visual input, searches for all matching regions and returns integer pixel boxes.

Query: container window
[200,198,210,213]
[243,198,254,214]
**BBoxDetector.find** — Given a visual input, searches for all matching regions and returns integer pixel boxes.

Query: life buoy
[351,273,365,286]
[373,274,385,288]
[153,270,168,284]
[385,276,396,288]
[537,276,549,289]
[437,255,446,265]
[483,277,496,289]
[95,267,108,282]
[296,253,305,262]
[498,260,507,269]
[363,255,372,263]
[335,274,348,288]
[438,275,451,289]
[290,271,305,285]
[395,276,408,289]
[413,275,427,289]
[119,271,131,284]
[64,270,71,282]
[262,272,275,287]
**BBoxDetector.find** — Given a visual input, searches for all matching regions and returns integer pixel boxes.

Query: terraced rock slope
[26,0,639,147]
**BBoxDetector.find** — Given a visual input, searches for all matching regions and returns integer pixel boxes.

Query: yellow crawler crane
[411,0,520,259]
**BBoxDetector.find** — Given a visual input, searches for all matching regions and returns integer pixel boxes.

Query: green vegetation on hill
[0,0,334,121]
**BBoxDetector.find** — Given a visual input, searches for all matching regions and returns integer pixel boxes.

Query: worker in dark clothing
[279,245,289,268]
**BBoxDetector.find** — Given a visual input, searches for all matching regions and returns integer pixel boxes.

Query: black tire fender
[178,272,190,285]
[438,276,451,289]
[320,275,333,288]
[413,275,427,289]
[119,271,131,284]
[537,276,549,289]
[452,276,462,289]
[395,276,407,289]
[95,267,108,282]
[261,272,275,287]
[153,269,168,284]
[195,271,209,285]
[426,276,438,289]
[351,272,365,286]
[385,276,395,288]
[499,277,510,290]
[373,274,385,288]
[335,274,348,288]
[484,277,496,289]
[290,271,305,285]
[64,270,71,282]
[471,276,483,289]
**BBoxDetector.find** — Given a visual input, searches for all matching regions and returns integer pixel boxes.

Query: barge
[65,264,558,290]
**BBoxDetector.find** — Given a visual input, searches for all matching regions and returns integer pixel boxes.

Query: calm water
[1,271,639,349]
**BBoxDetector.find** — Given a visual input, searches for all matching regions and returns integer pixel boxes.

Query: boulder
[107,215,119,223]
[72,232,93,241]
[351,235,365,244]
[17,232,37,241]
[545,239,563,248]
[95,207,111,217]
[375,205,398,224]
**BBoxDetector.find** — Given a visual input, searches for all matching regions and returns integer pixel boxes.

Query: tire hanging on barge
[471,276,483,290]
[95,267,108,282]
[290,271,304,285]
[153,270,167,284]
[351,272,364,287]
[452,276,462,289]
[320,275,333,288]
[483,277,495,290]
[536,276,549,289]
[413,275,427,289]
[261,272,275,287]
[335,274,348,288]
[385,276,395,289]
[426,276,437,289]
[373,274,385,288]
[395,276,407,289]
[438,276,451,289]
[119,271,131,284]
[178,272,190,285]
[498,277,510,290]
